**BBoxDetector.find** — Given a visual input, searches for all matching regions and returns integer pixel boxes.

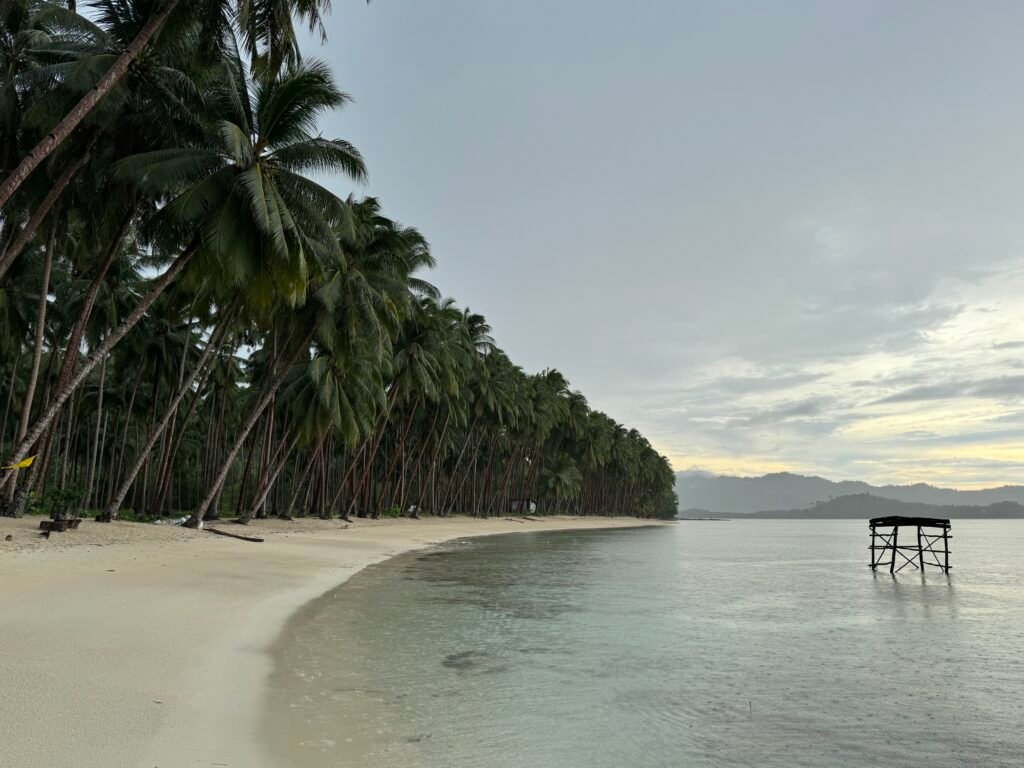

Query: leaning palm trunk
[187,324,316,528]
[100,311,228,520]
[0,0,183,210]
[0,152,91,283]
[1,225,55,512]
[0,242,198,489]
[282,433,327,519]
[0,356,20,456]
[24,209,135,490]
[443,429,487,516]
[375,398,421,517]
[83,353,107,510]
[347,386,399,518]
[426,411,452,515]
[327,442,365,520]
[240,431,298,523]
[486,440,524,517]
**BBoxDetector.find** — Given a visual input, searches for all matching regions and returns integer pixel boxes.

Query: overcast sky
[307,1,1024,488]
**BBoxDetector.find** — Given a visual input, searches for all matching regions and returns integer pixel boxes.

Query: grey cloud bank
[309,1,1024,487]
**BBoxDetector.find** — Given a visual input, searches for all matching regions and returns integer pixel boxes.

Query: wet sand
[0,514,664,768]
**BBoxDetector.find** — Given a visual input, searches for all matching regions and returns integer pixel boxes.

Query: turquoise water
[268,521,1024,766]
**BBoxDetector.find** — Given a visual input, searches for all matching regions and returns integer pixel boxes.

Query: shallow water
[268,521,1024,767]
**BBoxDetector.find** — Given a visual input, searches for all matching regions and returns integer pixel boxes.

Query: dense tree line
[0,0,678,524]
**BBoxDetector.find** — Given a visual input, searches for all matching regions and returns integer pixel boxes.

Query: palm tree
[0,0,362,210]
[0,1,679,525]
[0,51,365,488]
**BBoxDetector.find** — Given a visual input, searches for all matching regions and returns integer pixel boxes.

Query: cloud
[874,375,1024,404]
[317,3,1024,487]
[743,397,832,426]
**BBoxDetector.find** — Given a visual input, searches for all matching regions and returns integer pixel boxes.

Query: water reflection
[268,521,1024,768]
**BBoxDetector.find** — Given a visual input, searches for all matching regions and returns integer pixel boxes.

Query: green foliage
[27,485,83,518]
[0,0,676,526]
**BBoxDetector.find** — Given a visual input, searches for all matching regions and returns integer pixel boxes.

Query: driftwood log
[206,527,264,543]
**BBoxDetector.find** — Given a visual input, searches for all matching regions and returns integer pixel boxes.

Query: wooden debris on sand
[206,527,264,543]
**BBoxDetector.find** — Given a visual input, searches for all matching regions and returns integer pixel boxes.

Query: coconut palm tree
[0,49,365,491]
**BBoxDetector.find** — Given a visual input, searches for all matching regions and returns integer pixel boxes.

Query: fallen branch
[206,527,264,543]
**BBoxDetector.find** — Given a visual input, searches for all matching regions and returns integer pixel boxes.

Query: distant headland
[677,471,1024,518]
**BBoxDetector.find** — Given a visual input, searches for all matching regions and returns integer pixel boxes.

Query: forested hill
[676,471,1024,514]
[723,494,1024,519]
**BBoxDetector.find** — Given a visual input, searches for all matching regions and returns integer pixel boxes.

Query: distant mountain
[676,471,1024,514]
[732,493,1024,520]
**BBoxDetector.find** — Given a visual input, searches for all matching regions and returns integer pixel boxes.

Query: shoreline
[0,515,666,768]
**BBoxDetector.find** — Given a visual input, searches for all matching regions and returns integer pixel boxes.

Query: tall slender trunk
[0,151,90,282]
[424,410,451,517]
[101,313,228,520]
[347,386,399,518]
[241,430,298,523]
[327,441,365,520]
[375,399,421,518]
[234,414,264,518]
[151,312,198,515]
[437,412,479,514]
[112,375,141,496]
[59,389,77,490]
[1,354,20,454]
[474,436,499,517]
[149,349,219,516]
[187,324,315,527]
[283,433,327,519]
[487,441,524,516]
[0,241,198,486]
[83,353,107,510]
[445,429,486,516]
[2,225,54,511]
[0,0,183,210]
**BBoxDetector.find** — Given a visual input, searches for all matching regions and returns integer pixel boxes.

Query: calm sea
[267,521,1024,767]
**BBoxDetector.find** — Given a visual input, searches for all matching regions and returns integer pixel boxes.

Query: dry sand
[0,514,665,767]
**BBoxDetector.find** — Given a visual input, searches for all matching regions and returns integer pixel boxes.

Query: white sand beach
[0,515,664,768]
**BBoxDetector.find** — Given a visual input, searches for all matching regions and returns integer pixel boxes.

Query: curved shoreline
[0,515,666,768]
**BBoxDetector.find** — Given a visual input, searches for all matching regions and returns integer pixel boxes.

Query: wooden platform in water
[869,515,950,529]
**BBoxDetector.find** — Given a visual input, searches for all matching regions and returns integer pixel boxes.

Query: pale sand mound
[0,515,665,768]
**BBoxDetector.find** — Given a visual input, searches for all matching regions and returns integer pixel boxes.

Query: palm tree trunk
[347,386,399,518]
[445,429,486,516]
[149,346,220,516]
[187,324,315,527]
[375,398,421,518]
[487,441,523,516]
[283,433,327,519]
[1,354,20,454]
[83,352,107,510]
[241,430,298,523]
[0,241,198,486]
[100,313,227,520]
[327,441,364,520]
[0,0,183,210]
[424,410,451,516]
[0,152,91,283]
[2,224,54,512]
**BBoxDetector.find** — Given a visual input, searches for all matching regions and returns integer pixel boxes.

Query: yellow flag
[2,455,35,470]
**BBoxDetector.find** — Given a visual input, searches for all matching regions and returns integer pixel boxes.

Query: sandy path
[0,515,664,767]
